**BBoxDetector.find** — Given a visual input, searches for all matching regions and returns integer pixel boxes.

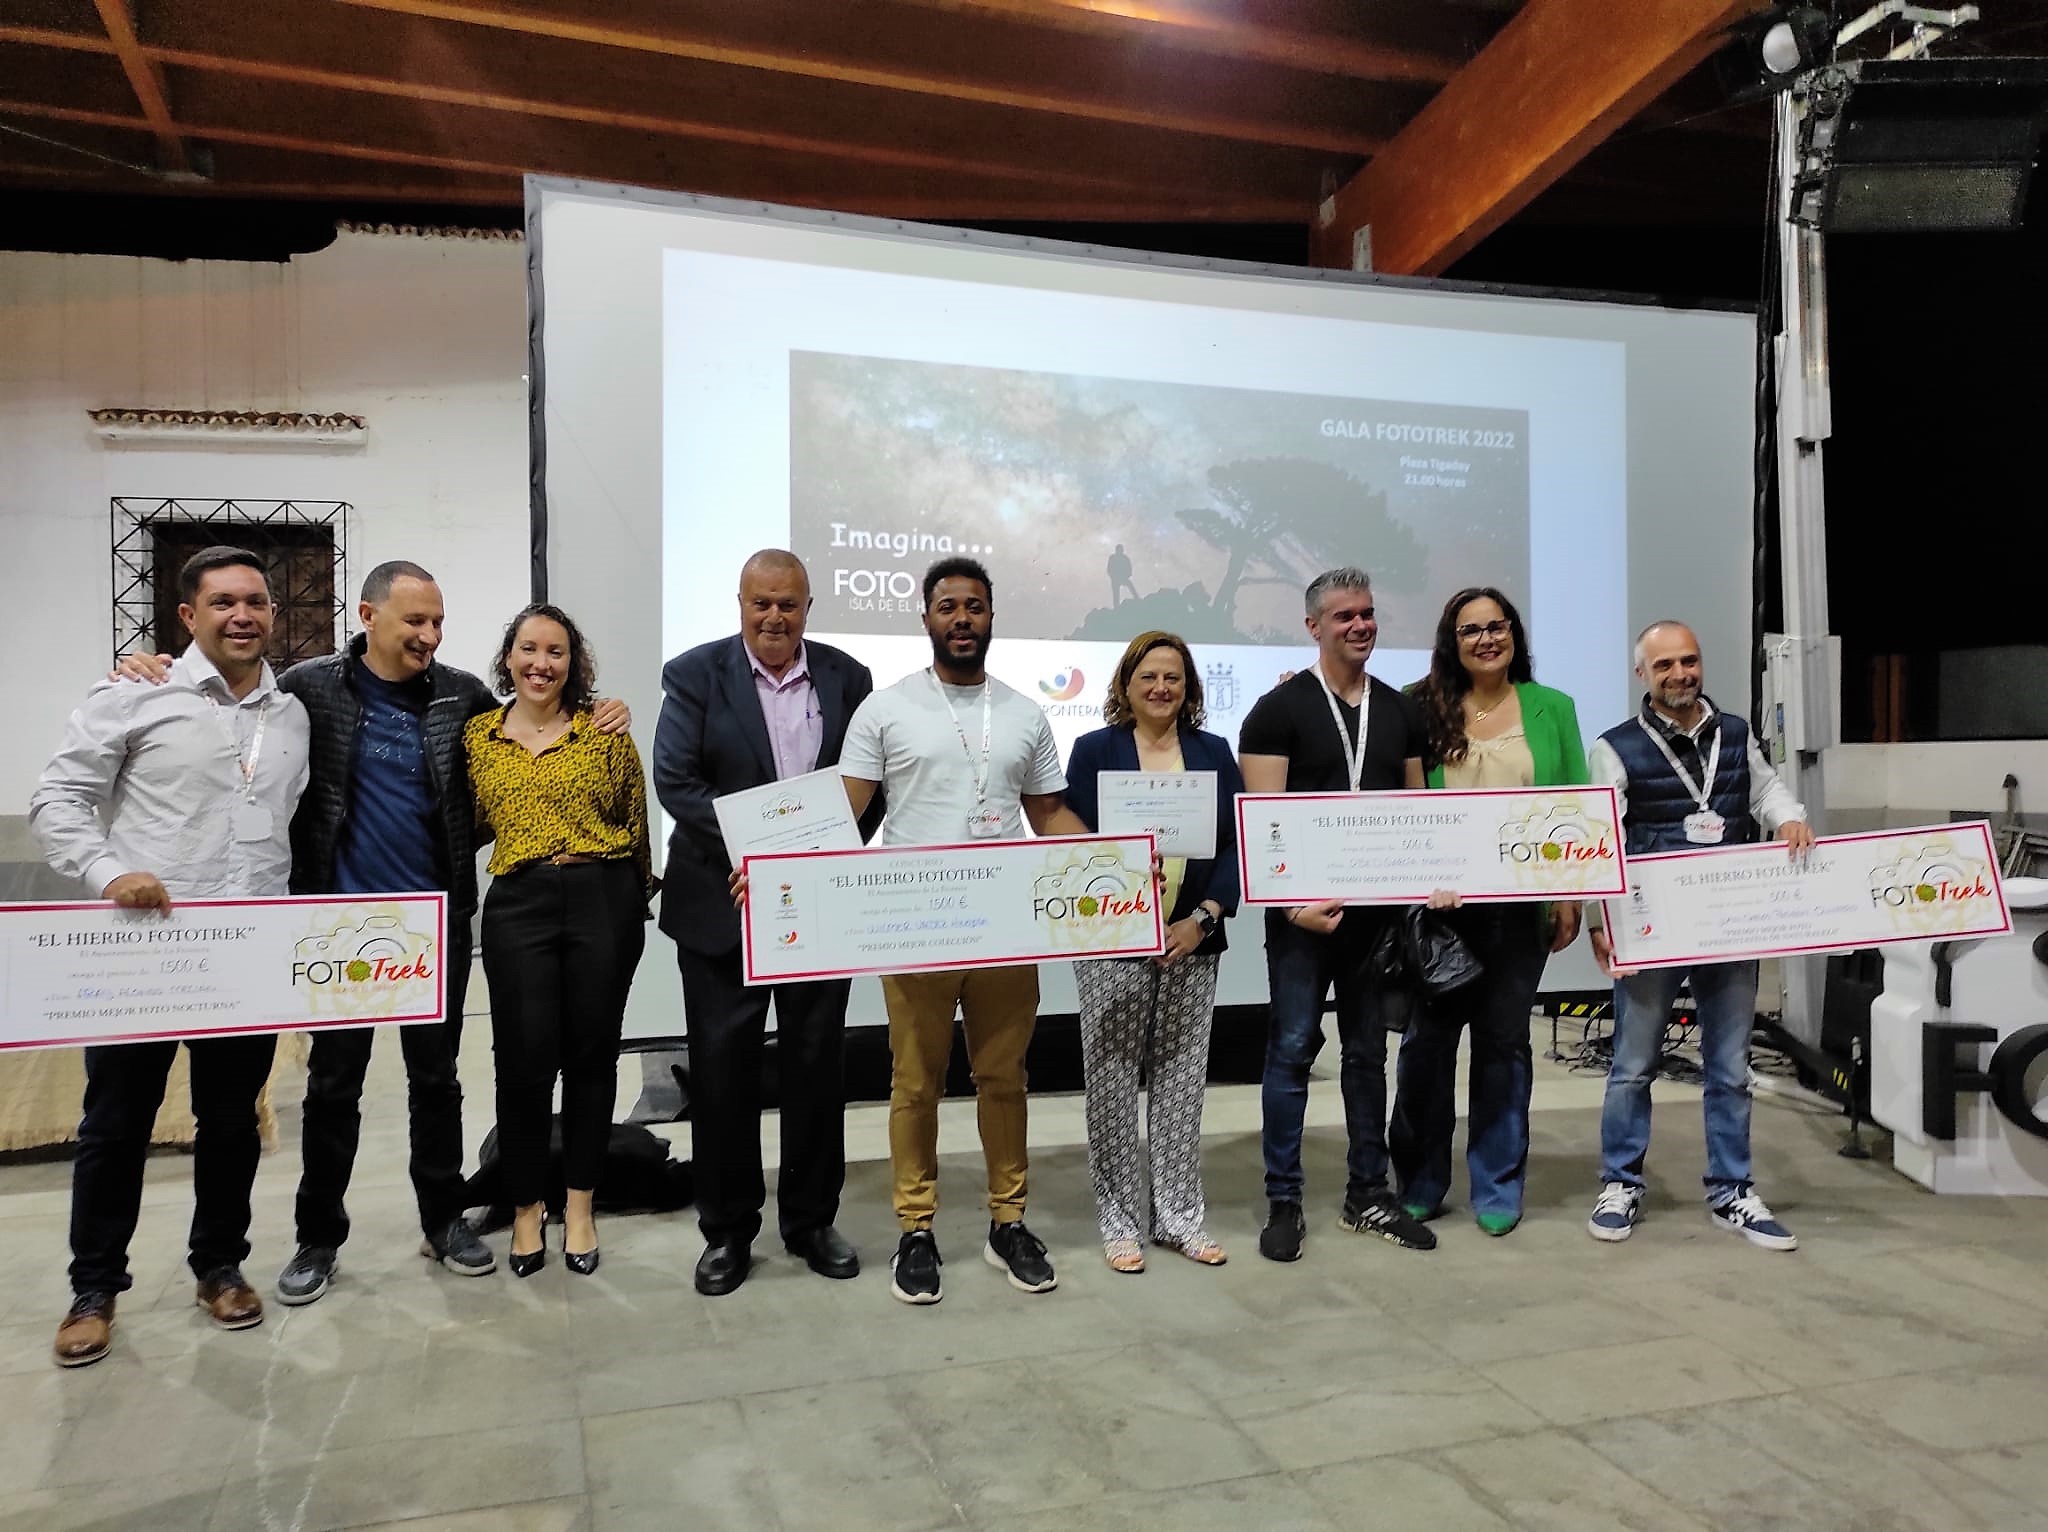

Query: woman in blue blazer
[1063,630,1243,1272]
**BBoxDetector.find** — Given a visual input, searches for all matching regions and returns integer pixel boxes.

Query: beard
[928,627,990,672]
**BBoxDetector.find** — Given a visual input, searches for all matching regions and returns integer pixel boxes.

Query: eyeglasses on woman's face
[1454,620,1512,643]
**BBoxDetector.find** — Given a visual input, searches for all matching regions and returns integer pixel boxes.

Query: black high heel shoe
[564,1213,600,1276]
[509,1212,548,1278]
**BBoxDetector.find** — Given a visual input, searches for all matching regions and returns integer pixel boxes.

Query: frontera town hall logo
[1039,667,1086,702]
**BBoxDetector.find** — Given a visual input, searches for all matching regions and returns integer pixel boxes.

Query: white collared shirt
[30,647,312,899]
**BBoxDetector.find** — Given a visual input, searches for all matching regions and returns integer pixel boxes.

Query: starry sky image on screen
[788,351,1530,649]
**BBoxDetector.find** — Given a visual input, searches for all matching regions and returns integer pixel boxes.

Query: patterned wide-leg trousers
[1074,952,1221,1245]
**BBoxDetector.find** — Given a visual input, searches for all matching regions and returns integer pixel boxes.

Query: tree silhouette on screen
[1177,457,1426,628]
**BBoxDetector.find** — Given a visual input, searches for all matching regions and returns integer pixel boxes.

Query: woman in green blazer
[1390,587,1589,1235]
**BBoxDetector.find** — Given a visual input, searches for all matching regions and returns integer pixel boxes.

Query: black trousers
[677,943,850,1246]
[69,1033,278,1296]
[481,860,645,1207]
[294,919,474,1247]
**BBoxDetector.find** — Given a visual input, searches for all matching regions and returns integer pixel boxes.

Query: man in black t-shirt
[1237,566,1435,1263]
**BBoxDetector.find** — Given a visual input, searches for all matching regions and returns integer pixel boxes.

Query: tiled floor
[3,1010,2046,1532]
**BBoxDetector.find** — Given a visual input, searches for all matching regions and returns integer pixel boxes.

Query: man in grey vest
[1584,621,1813,1251]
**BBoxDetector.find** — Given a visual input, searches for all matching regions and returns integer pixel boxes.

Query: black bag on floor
[461,1118,694,1231]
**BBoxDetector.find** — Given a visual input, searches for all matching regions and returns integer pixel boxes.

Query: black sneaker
[1258,1199,1307,1263]
[421,1217,498,1277]
[1338,1191,1439,1251]
[276,1245,338,1306]
[890,1230,943,1305]
[984,1220,1057,1294]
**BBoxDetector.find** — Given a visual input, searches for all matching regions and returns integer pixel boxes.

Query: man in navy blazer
[653,550,884,1296]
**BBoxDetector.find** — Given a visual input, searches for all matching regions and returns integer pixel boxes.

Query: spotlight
[1761,6,1835,84]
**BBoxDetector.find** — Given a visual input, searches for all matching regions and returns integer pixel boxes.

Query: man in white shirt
[837,557,1090,1305]
[30,547,311,1367]
[1583,620,1812,1252]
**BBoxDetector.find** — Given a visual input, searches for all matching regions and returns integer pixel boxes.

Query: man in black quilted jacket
[272,561,503,1299]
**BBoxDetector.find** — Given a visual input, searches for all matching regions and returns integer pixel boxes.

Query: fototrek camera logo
[1869,837,1997,933]
[291,907,438,1019]
[1496,797,1616,890]
[1031,849,1153,951]
[760,794,805,821]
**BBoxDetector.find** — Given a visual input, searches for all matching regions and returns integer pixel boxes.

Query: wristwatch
[1193,905,1220,936]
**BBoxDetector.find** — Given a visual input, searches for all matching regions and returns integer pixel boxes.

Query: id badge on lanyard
[210,694,273,842]
[930,671,1001,838]
[1638,714,1724,844]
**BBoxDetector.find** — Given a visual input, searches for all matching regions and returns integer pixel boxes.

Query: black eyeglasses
[1454,621,1511,641]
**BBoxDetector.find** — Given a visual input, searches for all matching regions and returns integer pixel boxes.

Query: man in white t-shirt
[838,557,1090,1305]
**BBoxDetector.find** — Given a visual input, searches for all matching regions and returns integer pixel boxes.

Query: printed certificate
[1237,787,1626,905]
[1095,771,1217,859]
[1604,820,2011,969]
[0,893,447,1051]
[742,834,1163,984]
[713,766,864,862]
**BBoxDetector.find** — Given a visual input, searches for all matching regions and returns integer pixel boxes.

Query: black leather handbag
[1368,906,1486,1033]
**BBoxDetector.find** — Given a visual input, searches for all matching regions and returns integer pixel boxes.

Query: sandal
[1104,1238,1146,1273]
[1159,1234,1227,1266]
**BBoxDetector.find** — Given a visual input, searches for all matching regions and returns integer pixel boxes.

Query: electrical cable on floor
[1553,1012,1703,1083]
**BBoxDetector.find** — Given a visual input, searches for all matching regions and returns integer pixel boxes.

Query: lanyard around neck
[1313,665,1370,791]
[206,693,270,803]
[1636,710,1721,811]
[928,669,992,807]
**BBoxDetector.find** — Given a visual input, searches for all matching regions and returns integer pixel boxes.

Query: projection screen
[527,178,1758,1041]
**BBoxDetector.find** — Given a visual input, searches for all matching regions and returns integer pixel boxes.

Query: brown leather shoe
[54,1292,115,1368]
[195,1266,264,1330]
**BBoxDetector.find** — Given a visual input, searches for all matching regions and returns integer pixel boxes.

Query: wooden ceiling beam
[88,0,185,171]
[1310,0,1767,275]
[928,0,1484,83]
[0,87,1310,222]
[327,0,1414,155]
[2,2,1351,199]
[133,0,1334,198]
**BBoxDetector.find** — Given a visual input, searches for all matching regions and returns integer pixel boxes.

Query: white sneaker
[1587,1182,1643,1242]
[1708,1188,1798,1251]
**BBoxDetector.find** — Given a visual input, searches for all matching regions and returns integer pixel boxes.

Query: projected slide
[790,352,1529,652]
[536,183,1756,1031]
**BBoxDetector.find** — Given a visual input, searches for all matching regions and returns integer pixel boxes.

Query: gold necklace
[1470,689,1510,723]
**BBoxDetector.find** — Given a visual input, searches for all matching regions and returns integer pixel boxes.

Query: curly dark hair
[1415,586,1533,767]
[1102,630,1206,731]
[490,602,598,716]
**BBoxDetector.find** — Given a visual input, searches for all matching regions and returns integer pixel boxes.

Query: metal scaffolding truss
[110,497,350,666]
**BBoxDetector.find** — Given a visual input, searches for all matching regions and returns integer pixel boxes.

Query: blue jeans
[1389,907,1548,1219]
[1261,913,1393,1207]
[1599,959,1757,1198]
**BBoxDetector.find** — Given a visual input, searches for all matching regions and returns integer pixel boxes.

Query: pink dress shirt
[749,643,824,782]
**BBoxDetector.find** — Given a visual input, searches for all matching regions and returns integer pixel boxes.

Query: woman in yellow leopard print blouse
[466,602,652,1279]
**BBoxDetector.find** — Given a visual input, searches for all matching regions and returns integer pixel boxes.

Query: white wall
[1825,740,2048,827]
[0,232,533,808]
